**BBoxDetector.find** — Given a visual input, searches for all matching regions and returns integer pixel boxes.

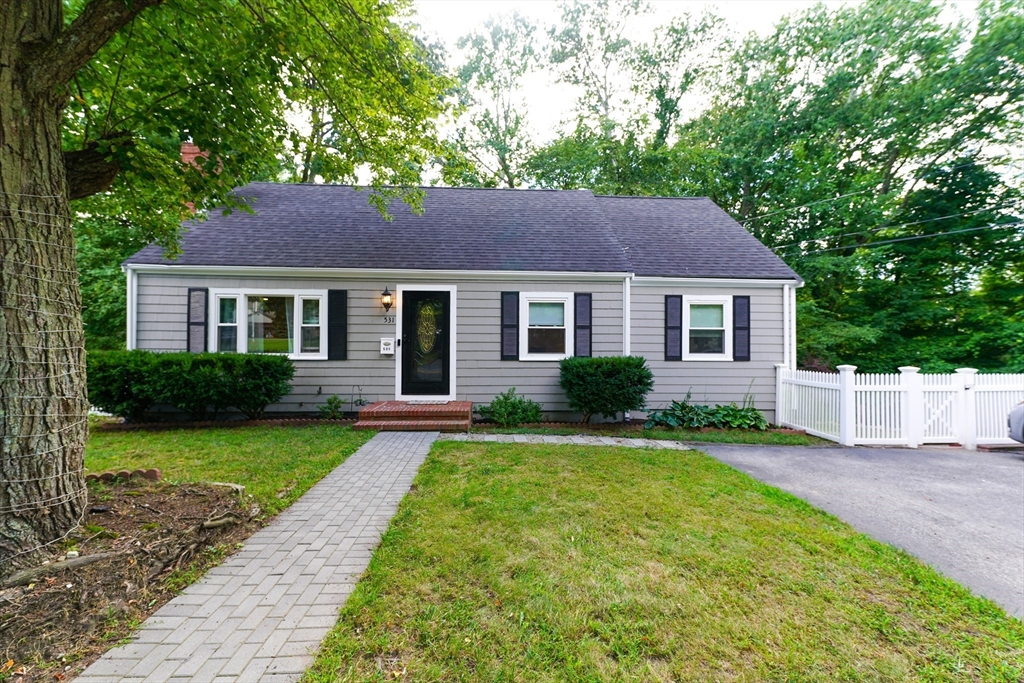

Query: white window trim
[208,288,328,360]
[519,292,574,362]
[682,295,733,361]
[395,284,457,401]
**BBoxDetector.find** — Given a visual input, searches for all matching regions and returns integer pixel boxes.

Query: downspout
[782,284,790,370]
[623,274,632,422]
[790,285,798,370]
[124,264,137,350]
[622,274,632,356]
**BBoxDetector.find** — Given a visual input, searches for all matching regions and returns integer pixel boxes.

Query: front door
[401,290,451,396]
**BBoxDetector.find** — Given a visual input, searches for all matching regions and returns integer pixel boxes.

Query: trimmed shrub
[559,356,654,423]
[151,353,234,421]
[87,350,294,421]
[478,388,543,427]
[87,349,158,423]
[222,354,296,420]
[645,393,769,431]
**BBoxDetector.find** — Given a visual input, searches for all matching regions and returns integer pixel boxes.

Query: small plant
[645,392,769,431]
[319,395,347,419]
[478,388,544,427]
[559,356,654,423]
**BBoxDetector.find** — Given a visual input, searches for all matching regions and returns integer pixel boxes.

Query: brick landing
[354,400,472,432]
[77,431,437,683]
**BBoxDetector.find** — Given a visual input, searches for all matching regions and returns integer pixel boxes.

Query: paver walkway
[440,433,690,449]
[78,431,438,683]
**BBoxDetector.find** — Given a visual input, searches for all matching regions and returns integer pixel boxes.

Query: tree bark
[0,1,89,574]
[64,142,123,200]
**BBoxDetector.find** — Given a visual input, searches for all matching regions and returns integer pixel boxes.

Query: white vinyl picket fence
[776,364,1024,449]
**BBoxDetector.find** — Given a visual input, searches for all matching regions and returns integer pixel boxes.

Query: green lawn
[85,424,373,514]
[306,441,1023,682]
[472,424,828,446]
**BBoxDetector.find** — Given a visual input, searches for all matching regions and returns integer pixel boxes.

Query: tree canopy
[442,0,1024,372]
[65,0,451,348]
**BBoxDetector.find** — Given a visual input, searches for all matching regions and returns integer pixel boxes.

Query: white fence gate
[776,364,1024,449]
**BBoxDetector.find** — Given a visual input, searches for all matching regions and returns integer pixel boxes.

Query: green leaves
[64,0,451,244]
[645,396,769,431]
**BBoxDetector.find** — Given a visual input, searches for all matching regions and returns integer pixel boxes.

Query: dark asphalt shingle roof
[126,183,800,281]
[597,195,802,280]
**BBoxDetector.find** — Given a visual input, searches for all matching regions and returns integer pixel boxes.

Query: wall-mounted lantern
[381,287,393,312]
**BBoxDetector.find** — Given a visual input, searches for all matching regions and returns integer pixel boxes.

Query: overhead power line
[791,220,1024,256]
[771,202,1024,251]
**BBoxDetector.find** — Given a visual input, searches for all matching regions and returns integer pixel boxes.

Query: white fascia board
[125,263,633,282]
[631,276,803,288]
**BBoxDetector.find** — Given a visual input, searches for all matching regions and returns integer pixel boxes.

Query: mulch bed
[474,420,808,435]
[0,480,262,682]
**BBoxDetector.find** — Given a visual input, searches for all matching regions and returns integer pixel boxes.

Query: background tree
[522,0,1022,371]
[0,0,449,571]
[674,0,1024,370]
[442,13,538,188]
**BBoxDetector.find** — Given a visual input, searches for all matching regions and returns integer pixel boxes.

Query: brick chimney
[180,141,207,167]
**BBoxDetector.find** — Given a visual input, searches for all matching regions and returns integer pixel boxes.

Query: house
[123,184,802,424]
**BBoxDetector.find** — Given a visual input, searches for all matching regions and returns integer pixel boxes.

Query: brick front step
[358,400,473,420]
[353,419,470,432]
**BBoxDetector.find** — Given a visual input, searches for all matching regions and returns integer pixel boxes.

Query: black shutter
[733,295,751,361]
[665,295,682,361]
[186,287,208,353]
[574,293,592,357]
[500,291,519,360]
[327,290,348,360]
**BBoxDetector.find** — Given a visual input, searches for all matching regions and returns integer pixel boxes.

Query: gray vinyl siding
[631,285,785,423]
[134,273,624,417]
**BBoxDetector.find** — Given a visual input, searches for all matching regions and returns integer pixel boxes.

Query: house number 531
[383,316,395,324]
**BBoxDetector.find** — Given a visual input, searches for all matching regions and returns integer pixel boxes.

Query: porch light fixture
[381,287,393,312]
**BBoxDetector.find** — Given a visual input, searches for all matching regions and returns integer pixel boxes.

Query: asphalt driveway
[701,443,1024,618]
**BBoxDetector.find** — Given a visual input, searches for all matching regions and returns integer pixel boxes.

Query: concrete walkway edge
[78,431,438,683]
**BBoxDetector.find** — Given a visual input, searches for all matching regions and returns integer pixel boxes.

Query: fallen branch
[200,513,239,530]
[2,553,122,588]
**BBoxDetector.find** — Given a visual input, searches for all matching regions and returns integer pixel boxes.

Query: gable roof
[125,183,801,281]
[597,195,800,280]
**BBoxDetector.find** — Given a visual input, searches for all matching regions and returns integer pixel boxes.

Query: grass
[85,424,374,514]
[472,424,829,446]
[306,441,1023,682]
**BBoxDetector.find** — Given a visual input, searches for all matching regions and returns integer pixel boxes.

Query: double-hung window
[519,292,574,361]
[210,290,326,359]
[682,295,732,360]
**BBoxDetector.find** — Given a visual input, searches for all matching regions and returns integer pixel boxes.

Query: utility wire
[772,202,1023,251]
[791,220,1024,256]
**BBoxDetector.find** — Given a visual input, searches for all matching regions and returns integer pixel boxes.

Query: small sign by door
[380,338,395,355]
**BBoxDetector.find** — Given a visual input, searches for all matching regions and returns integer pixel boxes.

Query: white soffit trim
[631,276,803,288]
[125,263,633,282]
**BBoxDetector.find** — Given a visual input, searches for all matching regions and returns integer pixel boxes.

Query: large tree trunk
[0,1,89,573]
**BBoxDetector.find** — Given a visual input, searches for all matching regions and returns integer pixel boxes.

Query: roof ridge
[595,194,710,201]
[244,181,593,194]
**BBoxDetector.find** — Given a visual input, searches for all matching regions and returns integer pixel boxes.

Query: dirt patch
[0,480,262,682]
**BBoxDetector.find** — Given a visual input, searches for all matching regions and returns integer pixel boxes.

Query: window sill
[681,354,734,362]
[519,353,569,362]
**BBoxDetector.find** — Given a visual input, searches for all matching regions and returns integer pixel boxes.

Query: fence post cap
[955,367,979,375]
[774,363,788,369]
[837,364,857,372]
[898,366,921,374]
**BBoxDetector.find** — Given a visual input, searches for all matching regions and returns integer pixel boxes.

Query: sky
[410,0,981,145]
